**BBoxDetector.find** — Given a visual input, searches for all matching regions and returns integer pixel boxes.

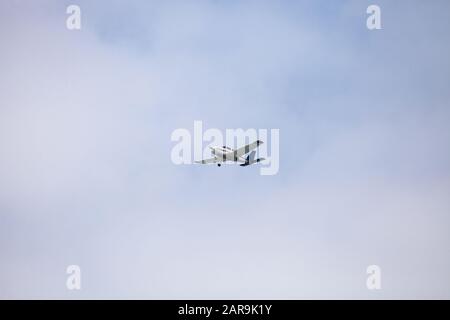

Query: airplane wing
[195,157,218,164]
[234,140,263,157]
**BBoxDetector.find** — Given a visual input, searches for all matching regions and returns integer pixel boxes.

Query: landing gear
[217,163,221,167]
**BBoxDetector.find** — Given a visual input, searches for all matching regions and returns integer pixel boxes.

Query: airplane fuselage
[210,146,245,163]
[195,140,264,167]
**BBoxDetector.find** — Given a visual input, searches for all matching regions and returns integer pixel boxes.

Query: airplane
[195,140,265,167]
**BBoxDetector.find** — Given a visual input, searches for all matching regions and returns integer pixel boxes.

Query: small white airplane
[195,140,265,167]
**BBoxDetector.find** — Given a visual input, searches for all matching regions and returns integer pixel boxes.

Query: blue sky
[1,0,450,298]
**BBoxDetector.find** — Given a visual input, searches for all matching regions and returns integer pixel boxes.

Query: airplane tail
[247,151,256,163]
[240,151,265,166]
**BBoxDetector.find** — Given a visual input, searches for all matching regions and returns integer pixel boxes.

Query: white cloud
[1,0,449,298]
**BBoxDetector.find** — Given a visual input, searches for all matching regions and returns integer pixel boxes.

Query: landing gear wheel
[217,163,221,167]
